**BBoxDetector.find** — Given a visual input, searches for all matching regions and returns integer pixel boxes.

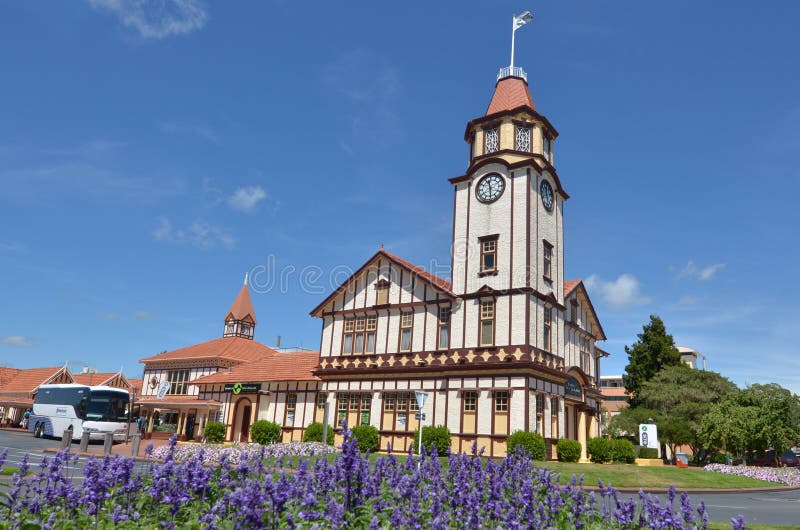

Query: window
[543,241,553,281]
[437,306,451,350]
[484,126,499,154]
[570,300,578,324]
[383,394,395,411]
[366,315,377,353]
[480,300,495,346]
[494,391,509,412]
[515,125,531,152]
[543,135,552,162]
[479,236,497,273]
[543,306,552,351]
[463,391,477,412]
[337,392,371,427]
[354,317,365,353]
[535,394,545,433]
[399,311,413,351]
[580,337,591,373]
[167,369,190,395]
[550,396,559,436]
[376,281,389,305]
[343,319,355,354]
[316,392,327,409]
[383,392,418,431]
[286,393,297,425]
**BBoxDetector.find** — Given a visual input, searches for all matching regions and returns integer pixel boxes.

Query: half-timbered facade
[309,65,607,459]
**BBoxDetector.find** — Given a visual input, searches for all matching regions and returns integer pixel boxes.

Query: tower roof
[485,76,536,116]
[225,277,257,324]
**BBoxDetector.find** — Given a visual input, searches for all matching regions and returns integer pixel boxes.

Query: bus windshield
[84,391,129,422]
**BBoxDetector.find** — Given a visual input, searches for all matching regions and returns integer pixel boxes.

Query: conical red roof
[225,283,256,324]
[485,77,536,116]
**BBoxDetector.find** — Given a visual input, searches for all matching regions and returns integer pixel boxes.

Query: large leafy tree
[639,365,736,460]
[700,383,800,463]
[622,315,681,406]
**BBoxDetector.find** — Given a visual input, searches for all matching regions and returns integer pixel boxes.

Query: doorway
[232,398,253,443]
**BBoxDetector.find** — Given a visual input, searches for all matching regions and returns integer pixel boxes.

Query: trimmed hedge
[350,425,380,453]
[556,439,582,462]
[507,431,546,460]
[302,422,335,445]
[412,425,451,456]
[610,439,635,464]
[638,447,659,459]
[154,423,177,433]
[586,437,612,463]
[250,420,282,445]
[204,421,225,443]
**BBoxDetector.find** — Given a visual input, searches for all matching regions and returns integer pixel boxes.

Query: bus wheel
[34,423,44,438]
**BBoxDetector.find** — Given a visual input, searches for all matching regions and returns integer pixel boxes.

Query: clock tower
[448,65,568,354]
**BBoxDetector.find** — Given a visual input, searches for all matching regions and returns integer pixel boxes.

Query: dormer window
[484,127,499,154]
[226,323,235,334]
[515,125,531,152]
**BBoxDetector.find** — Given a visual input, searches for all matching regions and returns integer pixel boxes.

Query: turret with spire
[223,273,257,339]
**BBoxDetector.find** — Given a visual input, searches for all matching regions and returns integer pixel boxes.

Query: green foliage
[153,423,177,433]
[610,439,636,463]
[638,447,659,459]
[203,421,225,443]
[622,315,681,406]
[250,420,282,445]
[710,453,730,464]
[412,425,451,456]
[506,431,546,460]
[700,383,800,460]
[302,422,334,445]
[640,364,736,459]
[556,439,581,462]
[350,425,380,453]
[586,437,612,463]
[606,406,661,439]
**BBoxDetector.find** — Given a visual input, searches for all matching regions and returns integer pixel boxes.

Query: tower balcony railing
[497,66,527,82]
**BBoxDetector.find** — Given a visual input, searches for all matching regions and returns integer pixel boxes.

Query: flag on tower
[513,11,534,31]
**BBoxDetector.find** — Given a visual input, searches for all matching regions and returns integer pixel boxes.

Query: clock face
[476,173,505,203]
[540,180,554,211]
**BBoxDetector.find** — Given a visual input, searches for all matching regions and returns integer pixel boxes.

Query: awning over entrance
[136,396,221,411]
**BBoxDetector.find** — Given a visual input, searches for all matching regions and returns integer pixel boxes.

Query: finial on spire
[244,272,249,286]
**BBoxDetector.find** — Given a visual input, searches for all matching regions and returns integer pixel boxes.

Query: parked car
[748,450,800,467]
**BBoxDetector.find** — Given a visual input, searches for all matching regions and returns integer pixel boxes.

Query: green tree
[699,395,758,462]
[622,315,681,406]
[606,406,661,440]
[639,364,736,459]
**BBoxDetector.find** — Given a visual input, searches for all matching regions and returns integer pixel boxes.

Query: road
[1,429,798,526]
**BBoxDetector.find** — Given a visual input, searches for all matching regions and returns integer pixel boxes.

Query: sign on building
[156,380,170,399]
[223,383,261,394]
[565,377,582,398]
[639,423,658,449]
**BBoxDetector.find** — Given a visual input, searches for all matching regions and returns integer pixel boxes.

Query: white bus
[28,384,131,441]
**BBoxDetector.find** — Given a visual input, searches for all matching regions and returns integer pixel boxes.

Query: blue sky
[1,1,798,393]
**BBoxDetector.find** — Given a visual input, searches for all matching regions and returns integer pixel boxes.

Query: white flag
[513,11,534,31]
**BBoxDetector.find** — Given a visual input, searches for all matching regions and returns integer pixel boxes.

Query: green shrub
[586,437,612,463]
[556,439,581,462]
[350,425,380,453]
[610,438,636,464]
[302,422,334,445]
[506,431,546,460]
[204,421,225,443]
[154,423,177,433]
[638,447,659,459]
[250,420,282,445]
[412,425,451,456]
[711,453,729,465]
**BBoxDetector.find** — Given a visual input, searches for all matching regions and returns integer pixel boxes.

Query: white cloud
[679,260,726,281]
[227,186,267,213]
[152,217,234,249]
[1,336,33,347]
[88,0,208,40]
[585,273,651,308]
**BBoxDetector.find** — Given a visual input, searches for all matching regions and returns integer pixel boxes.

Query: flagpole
[510,14,516,70]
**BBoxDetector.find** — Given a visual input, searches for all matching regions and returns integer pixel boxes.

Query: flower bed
[704,463,800,486]
[149,440,336,465]
[0,433,747,529]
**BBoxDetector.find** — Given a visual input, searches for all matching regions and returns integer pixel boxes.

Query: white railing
[497,66,527,82]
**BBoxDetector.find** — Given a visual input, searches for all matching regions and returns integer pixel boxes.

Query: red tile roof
[73,372,120,386]
[139,337,278,364]
[0,367,21,389]
[486,77,536,116]
[226,282,257,324]
[564,279,581,297]
[0,366,70,395]
[192,351,321,384]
